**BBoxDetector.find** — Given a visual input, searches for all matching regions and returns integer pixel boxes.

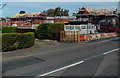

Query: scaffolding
[89,8,116,15]
[73,8,116,16]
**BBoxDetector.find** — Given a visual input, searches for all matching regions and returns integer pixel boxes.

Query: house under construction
[2,12,73,29]
[73,7,119,28]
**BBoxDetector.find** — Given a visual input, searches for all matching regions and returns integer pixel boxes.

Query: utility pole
[0,2,7,32]
[0,2,7,78]
[0,2,7,9]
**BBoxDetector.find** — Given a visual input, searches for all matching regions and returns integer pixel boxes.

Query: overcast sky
[0,0,120,2]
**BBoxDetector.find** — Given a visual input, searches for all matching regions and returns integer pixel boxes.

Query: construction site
[72,7,119,32]
[61,7,119,42]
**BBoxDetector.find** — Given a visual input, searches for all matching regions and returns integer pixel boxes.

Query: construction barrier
[100,33,105,38]
[96,34,101,39]
[90,34,97,40]
[84,35,91,41]
[80,32,117,41]
[113,32,117,36]
[104,33,109,38]
[107,33,112,37]
[60,31,117,42]
[80,35,85,41]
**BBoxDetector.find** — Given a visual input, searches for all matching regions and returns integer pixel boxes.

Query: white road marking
[103,48,120,55]
[35,48,119,77]
[35,61,84,77]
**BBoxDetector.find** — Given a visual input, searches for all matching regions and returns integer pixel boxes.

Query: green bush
[36,23,49,39]
[2,32,34,52]
[2,27,17,33]
[36,23,64,40]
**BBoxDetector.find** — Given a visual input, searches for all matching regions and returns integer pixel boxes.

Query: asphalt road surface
[1,37,120,78]
[48,51,118,76]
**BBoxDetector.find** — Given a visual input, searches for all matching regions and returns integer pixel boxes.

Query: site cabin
[64,23,97,35]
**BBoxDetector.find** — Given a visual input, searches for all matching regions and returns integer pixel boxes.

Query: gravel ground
[34,39,61,49]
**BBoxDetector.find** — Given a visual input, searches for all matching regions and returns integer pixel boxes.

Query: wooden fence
[60,31,80,42]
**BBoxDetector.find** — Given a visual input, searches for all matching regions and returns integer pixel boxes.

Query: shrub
[36,23,49,39]
[2,32,34,52]
[48,23,64,40]
[2,27,17,33]
[17,32,34,49]
[36,22,64,40]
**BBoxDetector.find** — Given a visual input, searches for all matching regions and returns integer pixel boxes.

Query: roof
[11,12,45,18]
[11,14,25,18]
[26,12,44,15]
[85,8,91,13]
[79,7,116,15]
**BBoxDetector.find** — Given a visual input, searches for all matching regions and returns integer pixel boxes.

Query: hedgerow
[36,23,64,40]
[2,32,34,52]
[2,27,17,33]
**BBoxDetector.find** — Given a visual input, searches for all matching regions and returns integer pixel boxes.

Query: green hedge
[2,32,34,52]
[2,27,17,33]
[36,23,49,39]
[36,23,64,40]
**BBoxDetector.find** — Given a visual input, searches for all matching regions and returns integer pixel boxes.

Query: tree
[19,11,25,14]
[44,9,55,17]
[54,7,61,16]
[63,10,69,16]
[43,7,69,17]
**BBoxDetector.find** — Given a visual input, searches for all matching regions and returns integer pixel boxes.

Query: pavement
[1,37,120,78]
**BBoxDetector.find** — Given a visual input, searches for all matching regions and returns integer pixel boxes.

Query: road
[47,51,118,76]
[1,37,120,78]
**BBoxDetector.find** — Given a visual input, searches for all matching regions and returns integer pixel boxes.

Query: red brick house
[1,12,74,29]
